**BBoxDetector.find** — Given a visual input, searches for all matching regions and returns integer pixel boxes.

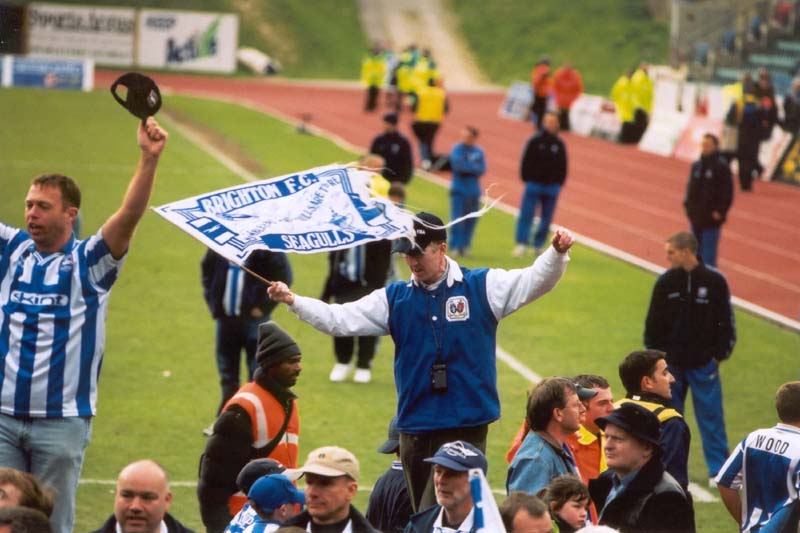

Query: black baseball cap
[392,212,447,256]
[596,402,662,450]
[377,416,400,454]
[111,72,162,121]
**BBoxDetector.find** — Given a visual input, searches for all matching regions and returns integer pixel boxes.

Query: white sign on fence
[27,3,135,66]
[137,9,239,73]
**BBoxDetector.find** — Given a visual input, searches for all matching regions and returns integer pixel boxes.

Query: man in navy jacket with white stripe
[268,212,573,512]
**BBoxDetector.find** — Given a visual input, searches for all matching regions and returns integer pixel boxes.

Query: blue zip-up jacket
[507,430,579,494]
[450,143,486,197]
[386,267,498,433]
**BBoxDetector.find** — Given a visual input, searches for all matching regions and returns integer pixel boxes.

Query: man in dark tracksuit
[684,133,734,268]
[321,239,392,383]
[645,231,736,481]
[370,112,414,184]
[513,111,567,257]
[618,349,691,491]
[202,249,292,416]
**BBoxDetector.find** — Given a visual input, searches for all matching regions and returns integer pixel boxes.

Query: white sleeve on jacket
[486,246,570,321]
[289,288,391,336]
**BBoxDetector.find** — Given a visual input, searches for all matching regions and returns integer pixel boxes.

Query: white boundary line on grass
[155,105,720,503]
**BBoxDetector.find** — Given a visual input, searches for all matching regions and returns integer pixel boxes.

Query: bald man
[91,460,195,533]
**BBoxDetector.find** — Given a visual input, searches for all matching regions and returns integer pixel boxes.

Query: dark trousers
[334,336,378,369]
[531,95,547,129]
[333,290,378,369]
[411,121,441,162]
[365,86,380,112]
[399,424,488,512]
[215,316,261,414]
[558,107,571,131]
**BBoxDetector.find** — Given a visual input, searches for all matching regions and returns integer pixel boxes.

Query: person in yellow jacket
[198,321,302,533]
[611,70,640,143]
[411,78,448,169]
[631,62,654,115]
[361,45,387,112]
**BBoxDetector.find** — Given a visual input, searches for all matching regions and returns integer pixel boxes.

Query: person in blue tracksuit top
[448,126,486,258]
[268,212,574,512]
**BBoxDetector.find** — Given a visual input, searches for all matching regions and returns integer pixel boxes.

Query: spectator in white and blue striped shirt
[716,381,800,532]
[0,117,168,533]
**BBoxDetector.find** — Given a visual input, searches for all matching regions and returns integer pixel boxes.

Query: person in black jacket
[92,460,195,533]
[617,350,690,491]
[201,249,292,423]
[366,417,413,533]
[370,112,414,184]
[513,112,568,258]
[589,403,694,533]
[645,231,736,482]
[684,133,733,268]
[321,238,392,384]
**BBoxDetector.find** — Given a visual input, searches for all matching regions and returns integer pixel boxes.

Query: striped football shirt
[0,222,125,418]
[716,423,800,532]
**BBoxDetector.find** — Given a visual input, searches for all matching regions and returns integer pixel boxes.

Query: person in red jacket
[552,62,583,131]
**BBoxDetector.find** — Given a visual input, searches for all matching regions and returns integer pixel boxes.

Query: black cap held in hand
[256,321,300,369]
[110,72,162,121]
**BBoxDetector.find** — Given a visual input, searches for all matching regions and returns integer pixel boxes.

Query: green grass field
[448,0,669,94]
[1,86,798,532]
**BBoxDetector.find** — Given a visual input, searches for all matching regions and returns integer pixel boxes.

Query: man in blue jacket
[448,126,486,258]
[268,212,574,511]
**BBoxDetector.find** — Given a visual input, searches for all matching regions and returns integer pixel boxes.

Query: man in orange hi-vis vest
[198,321,302,533]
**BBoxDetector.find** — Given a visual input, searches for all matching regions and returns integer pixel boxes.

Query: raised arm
[487,228,573,319]
[102,117,168,259]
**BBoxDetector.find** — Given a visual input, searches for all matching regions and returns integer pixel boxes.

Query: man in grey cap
[199,322,302,533]
[269,212,574,511]
[406,440,488,532]
[366,417,413,532]
[588,402,694,532]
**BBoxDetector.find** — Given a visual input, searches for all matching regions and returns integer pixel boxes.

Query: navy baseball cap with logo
[392,212,447,256]
[424,440,487,474]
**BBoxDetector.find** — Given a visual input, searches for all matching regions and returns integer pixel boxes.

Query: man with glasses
[507,378,589,495]
[268,212,574,511]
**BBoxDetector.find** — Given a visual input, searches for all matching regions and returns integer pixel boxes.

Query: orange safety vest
[223,381,300,515]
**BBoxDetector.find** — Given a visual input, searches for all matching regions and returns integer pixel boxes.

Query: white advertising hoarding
[137,9,238,73]
[27,3,135,66]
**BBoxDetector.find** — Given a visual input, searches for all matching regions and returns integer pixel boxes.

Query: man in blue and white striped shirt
[0,117,168,533]
[716,381,800,532]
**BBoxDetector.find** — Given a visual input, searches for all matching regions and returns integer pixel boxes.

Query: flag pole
[234,261,273,286]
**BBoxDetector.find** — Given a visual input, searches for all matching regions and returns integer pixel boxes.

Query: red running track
[97,70,800,324]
